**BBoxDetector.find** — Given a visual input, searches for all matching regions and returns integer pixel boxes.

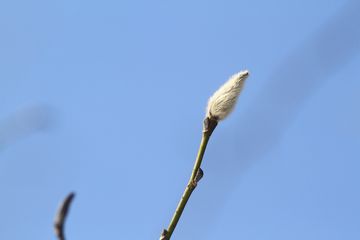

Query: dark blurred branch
[54,192,75,240]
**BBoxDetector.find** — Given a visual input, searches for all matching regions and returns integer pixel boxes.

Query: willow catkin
[206,70,249,121]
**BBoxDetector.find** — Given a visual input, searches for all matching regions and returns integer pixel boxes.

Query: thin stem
[162,117,217,239]
[54,192,75,240]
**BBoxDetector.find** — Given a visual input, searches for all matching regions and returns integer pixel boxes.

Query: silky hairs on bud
[206,70,249,121]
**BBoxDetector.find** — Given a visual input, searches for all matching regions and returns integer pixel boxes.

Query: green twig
[162,117,217,239]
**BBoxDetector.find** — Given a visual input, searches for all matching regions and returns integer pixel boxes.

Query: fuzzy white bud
[206,70,249,121]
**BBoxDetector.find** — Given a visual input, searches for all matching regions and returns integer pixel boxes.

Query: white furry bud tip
[206,70,249,121]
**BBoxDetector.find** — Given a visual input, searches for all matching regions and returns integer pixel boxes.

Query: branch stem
[162,117,217,239]
[54,192,75,240]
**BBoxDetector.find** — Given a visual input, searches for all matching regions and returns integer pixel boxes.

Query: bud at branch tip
[206,70,249,121]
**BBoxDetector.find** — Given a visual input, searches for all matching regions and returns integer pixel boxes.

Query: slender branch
[160,70,248,239]
[54,192,75,240]
[161,117,217,239]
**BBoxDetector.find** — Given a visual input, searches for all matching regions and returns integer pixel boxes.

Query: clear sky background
[1,0,359,239]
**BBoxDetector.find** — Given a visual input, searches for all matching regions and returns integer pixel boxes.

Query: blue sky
[1,0,359,239]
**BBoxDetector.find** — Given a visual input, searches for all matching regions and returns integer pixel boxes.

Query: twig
[54,192,75,240]
[161,70,249,239]
[161,117,217,239]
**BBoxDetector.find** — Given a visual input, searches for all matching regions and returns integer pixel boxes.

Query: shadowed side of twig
[54,192,75,240]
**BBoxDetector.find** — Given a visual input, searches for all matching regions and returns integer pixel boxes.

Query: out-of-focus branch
[0,105,54,150]
[54,192,75,240]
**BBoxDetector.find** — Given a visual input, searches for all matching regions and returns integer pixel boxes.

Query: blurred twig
[54,192,75,240]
